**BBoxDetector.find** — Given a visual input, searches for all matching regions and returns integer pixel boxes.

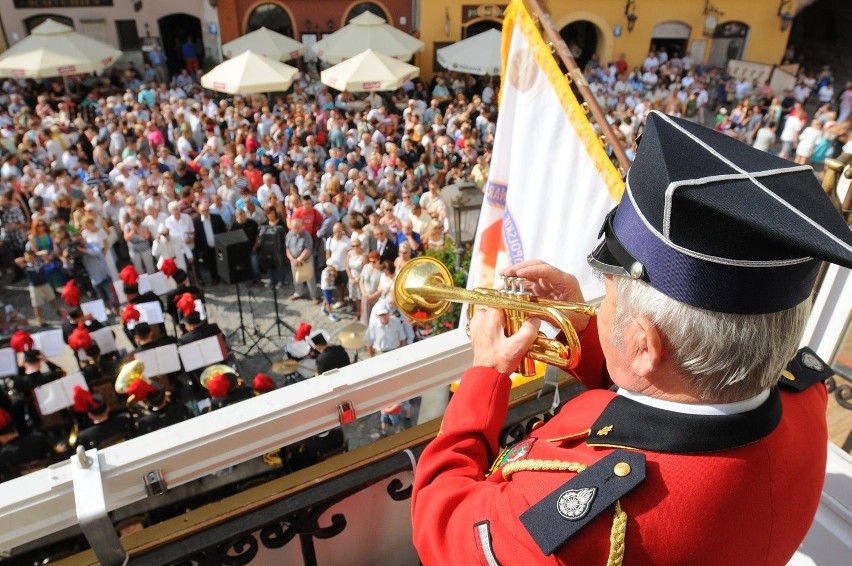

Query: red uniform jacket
[411,319,827,565]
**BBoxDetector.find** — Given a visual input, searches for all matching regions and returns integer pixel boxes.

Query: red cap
[0,408,13,433]
[61,279,81,307]
[207,373,231,399]
[68,322,92,351]
[119,265,139,286]
[159,257,177,277]
[295,322,312,341]
[72,385,98,413]
[252,373,276,393]
[122,304,141,325]
[10,330,33,353]
[176,293,196,317]
[127,378,158,402]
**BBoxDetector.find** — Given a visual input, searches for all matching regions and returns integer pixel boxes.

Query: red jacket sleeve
[411,368,556,565]
[571,317,609,390]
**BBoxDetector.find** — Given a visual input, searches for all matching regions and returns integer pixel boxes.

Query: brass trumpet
[394,257,597,375]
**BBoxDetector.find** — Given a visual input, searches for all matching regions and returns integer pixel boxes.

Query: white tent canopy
[0,19,121,78]
[312,12,424,64]
[436,28,502,76]
[321,49,419,93]
[222,27,306,61]
[201,51,298,95]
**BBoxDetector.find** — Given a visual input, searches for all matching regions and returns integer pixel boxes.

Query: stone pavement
[0,270,419,451]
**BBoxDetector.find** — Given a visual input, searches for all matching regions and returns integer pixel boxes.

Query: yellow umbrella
[313,12,423,64]
[0,19,120,79]
[201,51,298,95]
[222,27,306,61]
[321,49,419,93]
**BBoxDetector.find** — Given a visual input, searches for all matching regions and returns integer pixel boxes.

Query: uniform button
[613,462,631,477]
[782,370,796,381]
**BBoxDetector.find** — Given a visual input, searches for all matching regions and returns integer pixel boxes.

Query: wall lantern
[777,0,795,32]
[305,18,313,31]
[624,0,638,33]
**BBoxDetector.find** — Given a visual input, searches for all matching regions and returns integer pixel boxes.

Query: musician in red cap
[164,268,204,331]
[6,332,63,433]
[411,112,852,565]
[252,373,276,395]
[203,371,252,411]
[0,407,57,482]
[72,386,133,450]
[119,374,192,436]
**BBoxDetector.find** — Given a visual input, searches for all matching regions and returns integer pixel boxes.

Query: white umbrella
[201,51,298,95]
[321,49,419,93]
[313,12,424,64]
[436,29,502,76]
[0,19,120,78]
[222,27,306,61]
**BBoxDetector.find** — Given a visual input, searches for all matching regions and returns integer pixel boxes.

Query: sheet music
[32,329,65,358]
[0,348,17,378]
[114,283,127,305]
[33,372,88,415]
[138,272,169,296]
[178,335,225,372]
[133,343,181,378]
[89,327,118,354]
[81,299,108,323]
[136,301,164,325]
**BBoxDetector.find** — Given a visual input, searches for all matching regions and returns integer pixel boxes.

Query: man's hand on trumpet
[469,307,540,375]
[501,260,591,332]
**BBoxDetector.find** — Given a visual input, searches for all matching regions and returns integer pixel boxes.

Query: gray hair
[611,276,811,403]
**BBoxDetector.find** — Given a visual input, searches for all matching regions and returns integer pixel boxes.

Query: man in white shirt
[256,174,284,208]
[164,201,194,262]
[365,303,407,357]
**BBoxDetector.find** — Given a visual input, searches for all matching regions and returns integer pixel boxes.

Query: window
[345,2,390,24]
[247,3,293,37]
[115,19,141,51]
[24,14,73,34]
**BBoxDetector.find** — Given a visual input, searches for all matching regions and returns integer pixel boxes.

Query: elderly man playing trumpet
[411,112,852,565]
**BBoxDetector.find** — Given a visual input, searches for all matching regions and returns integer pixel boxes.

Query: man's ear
[626,315,665,378]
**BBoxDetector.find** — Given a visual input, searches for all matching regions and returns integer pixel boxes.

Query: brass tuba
[394,256,597,375]
[115,359,150,414]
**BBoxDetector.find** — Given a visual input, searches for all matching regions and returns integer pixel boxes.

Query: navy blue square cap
[589,111,852,314]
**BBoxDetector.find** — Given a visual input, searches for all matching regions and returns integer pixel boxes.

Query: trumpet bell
[115,360,146,394]
[394,256,454,321]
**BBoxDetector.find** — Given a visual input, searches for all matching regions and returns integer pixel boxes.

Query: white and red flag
[467,0,624,300]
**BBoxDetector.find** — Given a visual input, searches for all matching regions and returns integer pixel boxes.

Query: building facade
[0,0,223,76]
[217,0,415,61]
[419,1,802,78]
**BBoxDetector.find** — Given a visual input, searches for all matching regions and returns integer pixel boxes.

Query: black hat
[133,322,152,338]
[68,307,83,319]
[124,283,139,296]
[182,312,202,326]
[173,269,188,283]
[589,111,852,314]
[23,349,41,364]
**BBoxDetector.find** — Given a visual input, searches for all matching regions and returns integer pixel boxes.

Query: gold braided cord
[606,500,627,566]
[501,458,587,480]
[501,459,628,566]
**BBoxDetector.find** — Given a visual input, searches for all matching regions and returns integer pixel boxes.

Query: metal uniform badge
[556,487,597,521]
[801,352,824,372]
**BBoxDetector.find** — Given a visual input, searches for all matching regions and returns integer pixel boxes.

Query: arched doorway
[707,21,749,67]
[650,21,691,61]
[559,21,598,70]
[158,14,204,78]
[344,2,390,24]
[463,18,501,39]
[24,14,73,34]
[247,2,294,37]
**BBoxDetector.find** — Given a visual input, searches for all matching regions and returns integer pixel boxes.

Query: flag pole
[526,0,632,176]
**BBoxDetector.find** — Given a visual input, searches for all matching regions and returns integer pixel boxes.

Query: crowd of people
[580,47,852,164]
[0,38,849,484]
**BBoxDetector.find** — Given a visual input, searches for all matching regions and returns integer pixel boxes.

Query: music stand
[226,281,272,364]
